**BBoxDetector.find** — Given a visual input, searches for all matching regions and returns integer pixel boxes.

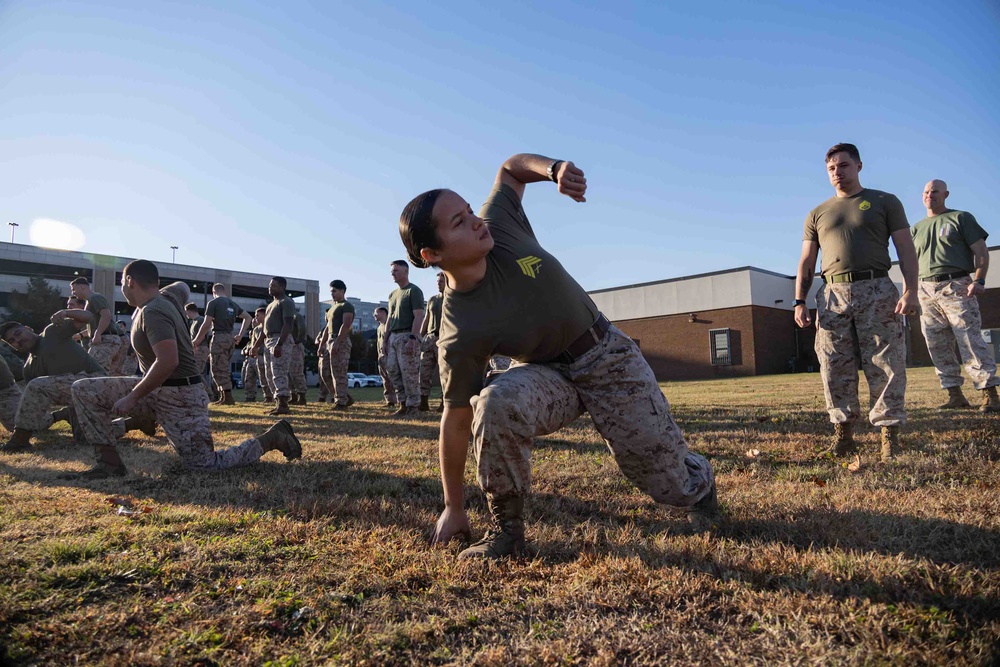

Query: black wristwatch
[546,160,564,182]
[793,299,807,307]
[976,278,986,286]
[408,334,417,340]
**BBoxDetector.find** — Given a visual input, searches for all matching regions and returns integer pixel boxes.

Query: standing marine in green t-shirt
[910,179,999,412]
[398,153,717,560]
[385,260,425,415]
[794,143,920,462]
[317,279,357,409]
[193,284,252,405]
[250,276,297,415]
[418,272,446,412]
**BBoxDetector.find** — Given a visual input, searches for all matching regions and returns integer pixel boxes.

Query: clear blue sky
[2,0,998,303]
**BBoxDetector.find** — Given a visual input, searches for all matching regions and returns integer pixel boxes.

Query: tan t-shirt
[85,292,123,337]
[438,183,601,407]
[803,189,909,277]
[425,294,443,337]
[131,295,200,379]
[264,296,296,335]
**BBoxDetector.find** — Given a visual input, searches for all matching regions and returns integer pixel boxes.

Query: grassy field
[1,367,998,666]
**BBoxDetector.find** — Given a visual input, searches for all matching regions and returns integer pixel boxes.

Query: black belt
[551,314,611,364]
[825,269,889,284]
[921,271,969,283]
[162,375,203,387]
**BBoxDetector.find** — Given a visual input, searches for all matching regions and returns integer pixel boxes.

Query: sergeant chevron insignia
[516,256,542,278]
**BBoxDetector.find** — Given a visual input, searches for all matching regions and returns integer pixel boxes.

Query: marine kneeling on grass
[64,260,303,480]
[0,312,153,452]
[400,153,719,560]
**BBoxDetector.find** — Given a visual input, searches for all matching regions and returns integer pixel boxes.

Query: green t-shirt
[911,209,988,279]
[0,355,15,390]
[291,312,307,344]
[206,296,243,333]
[189,315,211,348]
[85,292,123,337]
[387,284,424,333]
[327,300,356,337]
[438,183,601,408]
[803,189,909,277]
[425,294,443,337]
[0,343,25,382]
[23,321,106,381]
[132,295,200,379]
[264,295,296,336]
[377,322,388,356]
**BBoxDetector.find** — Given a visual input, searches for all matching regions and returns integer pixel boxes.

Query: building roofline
[588,266,793,295]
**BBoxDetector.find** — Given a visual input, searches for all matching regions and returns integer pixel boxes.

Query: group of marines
[0,144,994,561]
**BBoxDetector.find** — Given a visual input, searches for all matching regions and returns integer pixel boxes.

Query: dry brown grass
[1,367,998,666]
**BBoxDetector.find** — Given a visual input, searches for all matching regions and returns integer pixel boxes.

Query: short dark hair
[825,143,860,163]
[255,307,266,315]
[391,259,411,269]
[271,276,287,289]
[123,259,159,287]
[70,277,90,286]
[399,190,446,269]
[0,321,25,342]
[185,302,198,311]
[375,306,388,315]
[67,296,83,305]
[330,279,346,291]
[212,283,225,291]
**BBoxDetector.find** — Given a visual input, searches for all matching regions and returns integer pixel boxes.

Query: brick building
[589,249,1000,382]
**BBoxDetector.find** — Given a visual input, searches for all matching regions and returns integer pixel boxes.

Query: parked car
[365,375,383,387]
[347,372,370,388]
[231,370,243,389]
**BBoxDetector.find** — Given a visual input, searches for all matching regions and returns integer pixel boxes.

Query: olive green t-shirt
[377,322,388,356]
[264,296,296,336]
[425,294,443,337]
[327,300,356,337]
[85,292,123,337]
[0,356,15,390]
[23,321,106,381]
[206,296,243,333]
[911,209,988,279]
[0,344,25,382]
[438,183,601,408]
[291,312,308,344]
[132,295,200,379]
[387,284,424,333]
[803,189,909,277]
[247,323,263,350]
[189,315,211,348]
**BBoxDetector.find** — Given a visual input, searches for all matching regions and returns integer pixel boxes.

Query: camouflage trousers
[387,333,420,407]
[815,277,907,426]
[16,372,105,432]
[210,333,235,391]
[0,383,22,432]
[419,333,439,396]
[263,336,291,399]
[89,335,128,376]
[287,343,307,394]
[328,339,352,405]
[242,355,260,400]
[71,377,264,470]
[256,354,272,401]
[918,278,998,390]
[378,356,397,404]
[317,347,332,399]
[471,325,714,507]
[193,344,211,377]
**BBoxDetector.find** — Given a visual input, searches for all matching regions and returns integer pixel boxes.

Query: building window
[709,328,732,366]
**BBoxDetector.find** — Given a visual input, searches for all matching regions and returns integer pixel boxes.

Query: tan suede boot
[979,386,1000,413]
[1,428,34,453]
[880,425,900,462]
[61,444,128,479]
[458,495,527,560]
[257,419,302,460]
[938,386,971,410]
[687,482,720,533]
[823,422,857,457]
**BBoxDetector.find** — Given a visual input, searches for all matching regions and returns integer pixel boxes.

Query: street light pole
[8,222,18,243]
[170,245,178,263]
